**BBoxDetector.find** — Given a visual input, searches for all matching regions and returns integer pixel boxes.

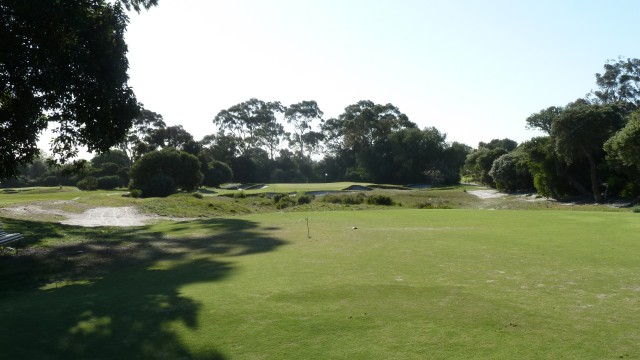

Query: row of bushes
[321,193,395,206]
[76,176,124,190]
[1,175,78,188]
[214,191,396,209]
[272,193,314,209]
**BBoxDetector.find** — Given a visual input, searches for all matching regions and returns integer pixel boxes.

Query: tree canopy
[0,0,157,179]
[212,98,285,156]
[284,100,324,157]
[605,110,640,172]
[593,57,640,108]
[130,149,203,197]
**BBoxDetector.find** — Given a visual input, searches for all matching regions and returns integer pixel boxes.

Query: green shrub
[0,177,28,188]
[130,189,142,198]
[632,205,640,213]
[322,192,366,205]
[97,175,121,190]
[233,191,246,199]
[41,176,60,187]
[130,149,202,193]
[272,193,297,209]
[77,176,98,191]
[141,174,177,198]
[275,196,294,209]
[366,194,394,206]
[193,192,204,199]
[272,193,288,203]
[203,160,233,187]
[415,201,434,209]
[296,194,314,205]
[620,182,640,199]
[414,199,452,209]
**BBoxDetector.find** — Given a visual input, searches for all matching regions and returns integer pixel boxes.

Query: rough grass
[2,209,640,359]
[0,185,632,219]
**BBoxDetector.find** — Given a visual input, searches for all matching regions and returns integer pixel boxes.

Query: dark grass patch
[367,184,410,190]
[0,217,286,359]
[342,185,373,191]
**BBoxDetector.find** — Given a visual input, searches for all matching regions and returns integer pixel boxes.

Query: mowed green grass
[2,209,639,359]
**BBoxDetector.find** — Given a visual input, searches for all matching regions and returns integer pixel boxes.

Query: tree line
[1,99,471,197]
[5,58,640,204]
[464,57,640,203]
[2,2,639,202]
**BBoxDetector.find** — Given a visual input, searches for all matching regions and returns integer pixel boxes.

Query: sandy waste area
[1,204,161,227]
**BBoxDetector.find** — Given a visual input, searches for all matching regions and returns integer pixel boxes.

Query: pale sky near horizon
[40,0,640,156]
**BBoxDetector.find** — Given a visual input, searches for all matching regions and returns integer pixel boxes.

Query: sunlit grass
[2,209,640,358]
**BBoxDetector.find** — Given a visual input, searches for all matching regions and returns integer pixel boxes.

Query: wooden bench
[0,224,23,247]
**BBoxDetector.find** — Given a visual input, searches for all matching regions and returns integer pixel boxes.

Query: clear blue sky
[121,0,639,149]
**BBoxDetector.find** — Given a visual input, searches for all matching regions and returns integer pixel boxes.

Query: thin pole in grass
[306,217,310,238]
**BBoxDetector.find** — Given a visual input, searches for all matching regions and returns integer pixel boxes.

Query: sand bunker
[61,207,157,227]
[467,189,507,199]
[2,205,162,227]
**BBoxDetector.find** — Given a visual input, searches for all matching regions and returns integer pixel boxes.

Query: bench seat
[0,223,23,247]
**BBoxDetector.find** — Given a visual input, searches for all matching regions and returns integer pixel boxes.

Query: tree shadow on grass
[0,217,287,359]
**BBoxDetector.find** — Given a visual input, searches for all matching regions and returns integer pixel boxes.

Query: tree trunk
[555,159,590,197]
[583,149,603,203]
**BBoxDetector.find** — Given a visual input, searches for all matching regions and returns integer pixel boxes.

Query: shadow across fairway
[0,217,286,360]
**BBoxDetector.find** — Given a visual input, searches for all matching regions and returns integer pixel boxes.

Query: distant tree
[146,125,195,152]
[441,142,472,184]
[324,100,416,152]
[270,149,311,183]
[230,148,271,183]
[524,103,597,199]
[182,140,202,157]
[387,127,449,184]
[255,120,285,160]
[604,110,640,199]
[520,137,564,199]
[118,0,159,12]
[92,163,120,177]
[526,106,563,134]
[118,109,166,162]
[479,139,518,152]
[200,132,241,165]
[284,100,324,156]
[605,110,640,172]
[300,131,326,157]
[91,150,130,169]
[24,157,49,180]
[213,98,285,155]
[321,100,416,181]
[0,0,159,179]
[463,139,517,186]
[593,57,640,108]
[520,59,640,201]
[552,103,625,202]
[202,160,233,188]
